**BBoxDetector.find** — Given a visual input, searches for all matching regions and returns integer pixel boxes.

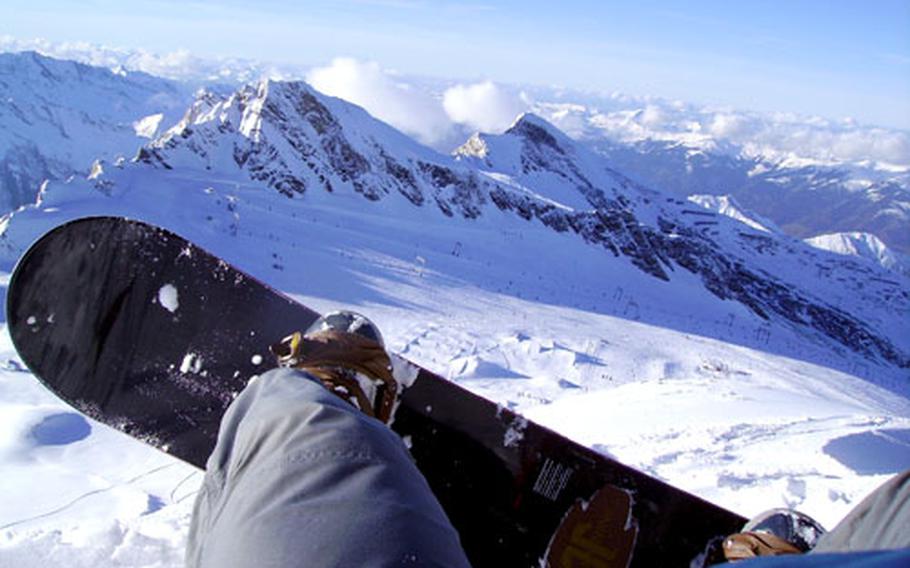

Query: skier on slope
[185,311,909,567]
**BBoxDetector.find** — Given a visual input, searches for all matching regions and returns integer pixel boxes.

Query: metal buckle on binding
[270,331,303,366]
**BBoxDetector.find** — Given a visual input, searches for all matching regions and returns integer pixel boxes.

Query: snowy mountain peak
[505,112,571,154]
[454,132,490,160]
[454,113,581,178]
[138,78,492,216]
[688,194,780,233]
[458,109,659,214]
[805,232,909,276]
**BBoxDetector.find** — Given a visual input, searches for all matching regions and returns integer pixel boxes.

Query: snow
[805,232,909,276]
[688,194,779,234]
[157,284,179,313]
[134,113,165,139]
[178,353,203,375]
[0,168,906,567]
[0,57,906,566]
[0,323,201,566]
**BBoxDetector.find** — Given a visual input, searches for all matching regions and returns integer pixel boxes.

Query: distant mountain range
[580,136,910,257]
[528,100,910,257]
[805,232,909,278]
[1,57,906,377]
[0,51,191,211]
[3,51,907,263]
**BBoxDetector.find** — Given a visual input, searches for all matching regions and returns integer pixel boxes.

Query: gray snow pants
[725,471,910,566]
[812,468,910,553]
[185,368,472,567]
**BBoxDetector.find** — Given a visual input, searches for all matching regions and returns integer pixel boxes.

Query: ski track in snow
[0,171,907,566]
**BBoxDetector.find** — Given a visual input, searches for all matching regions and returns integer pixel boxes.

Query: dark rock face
[146,81,490,219]
[0,145,65,210]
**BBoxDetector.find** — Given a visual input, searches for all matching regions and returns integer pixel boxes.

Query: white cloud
[639,104,665,128]
[442,81,527,133]
[708,113,753,138]
[535,94,910,169]
[4,37,906,166]
[0,36,301,84]
[306,61,529,148]
[306,57,454,147]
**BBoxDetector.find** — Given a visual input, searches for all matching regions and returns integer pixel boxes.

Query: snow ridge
[0,51,191,211]
[5,77,909,371]
[806,232,909,276]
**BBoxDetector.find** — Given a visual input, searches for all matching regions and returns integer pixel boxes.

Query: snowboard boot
[270,311,400,424]
[723,508,826,561]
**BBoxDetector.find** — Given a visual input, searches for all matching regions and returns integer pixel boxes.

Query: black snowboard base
[8,217,745,566]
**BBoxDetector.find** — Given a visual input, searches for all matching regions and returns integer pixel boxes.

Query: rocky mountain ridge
[28,77,908,372]
[806,232,909,277]
[0,51,190,211]
[580,136,910,255]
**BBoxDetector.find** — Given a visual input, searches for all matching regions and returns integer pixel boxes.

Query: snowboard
[7,216,746,567]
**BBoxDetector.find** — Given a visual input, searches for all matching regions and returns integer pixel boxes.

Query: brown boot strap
[272,330,399,423]
[724,531,803,561]
[301,366,377,418]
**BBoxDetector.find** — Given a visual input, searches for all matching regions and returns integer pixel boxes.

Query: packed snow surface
[0,72,907,566]
[0,173,907,566]
[157,284,179,313]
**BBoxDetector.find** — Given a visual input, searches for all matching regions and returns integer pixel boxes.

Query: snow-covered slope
[536,103,910,256]
[687,194,779,233]
[805,232,910,277]
[6,77,907,374]
[0,51,191,212]
[0,76,908,566]
[456,113,909,373]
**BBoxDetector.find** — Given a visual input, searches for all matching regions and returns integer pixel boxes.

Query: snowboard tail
[8,217,745,566]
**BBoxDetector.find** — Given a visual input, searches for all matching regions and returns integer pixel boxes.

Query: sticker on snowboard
[545,484,638,567]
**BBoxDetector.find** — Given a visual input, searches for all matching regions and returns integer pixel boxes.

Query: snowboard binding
[271,311,400,424]
[723,508,826,561]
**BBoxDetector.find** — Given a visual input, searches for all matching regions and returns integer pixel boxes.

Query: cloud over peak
[306,58,528,149]
[4,37,906,167]
[442,81,528,133]
[306,57,454,147]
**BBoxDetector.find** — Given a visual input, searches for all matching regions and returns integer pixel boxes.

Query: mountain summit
[2,77,908,376]
[138,80,490,217]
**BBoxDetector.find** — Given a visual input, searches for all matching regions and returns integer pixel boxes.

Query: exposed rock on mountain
[584,137,910,255]
[3,73,907,372]
[0,51,189,211]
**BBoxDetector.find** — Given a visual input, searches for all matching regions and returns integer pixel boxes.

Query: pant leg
[812,469,910,553]
[186,367,471,568]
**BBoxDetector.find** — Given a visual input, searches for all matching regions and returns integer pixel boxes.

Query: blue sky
[3,0,909,128]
